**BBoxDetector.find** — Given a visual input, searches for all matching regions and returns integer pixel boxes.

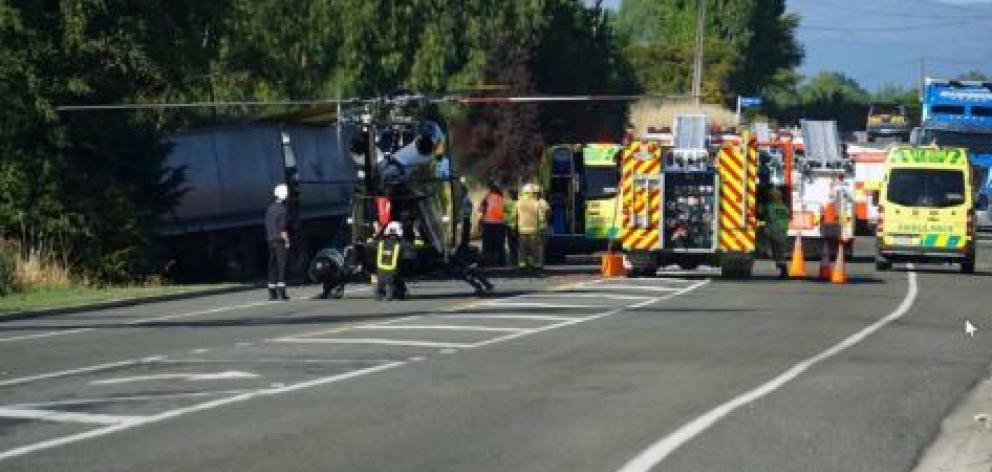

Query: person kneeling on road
[375,221,408,301]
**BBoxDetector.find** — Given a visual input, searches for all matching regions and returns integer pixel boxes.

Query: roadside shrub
[0,242,17,296]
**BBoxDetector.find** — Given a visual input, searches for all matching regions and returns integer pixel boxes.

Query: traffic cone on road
[831,241,848,284]
[818,239,833,281]
[788,234,806,279]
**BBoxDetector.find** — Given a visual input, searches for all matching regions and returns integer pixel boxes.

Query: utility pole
[691,0,707,107]
[919,56,927,100]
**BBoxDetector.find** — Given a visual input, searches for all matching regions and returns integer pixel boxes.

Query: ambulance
[876,146,975,273]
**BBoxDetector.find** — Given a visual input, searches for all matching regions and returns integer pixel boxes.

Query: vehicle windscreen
[926,130,992,155]
[887,168,966,208]
[584,166,619,199]
[871,103,904,115]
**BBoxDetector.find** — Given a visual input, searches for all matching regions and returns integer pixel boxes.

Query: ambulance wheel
[875,258,891,271]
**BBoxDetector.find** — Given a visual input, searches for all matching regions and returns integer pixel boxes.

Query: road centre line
[0,328,95,343]
[0,408,147,426]
[357,324,525,333]
[0,356,162,388]
[616,269,919,472]
[0,361,405,462]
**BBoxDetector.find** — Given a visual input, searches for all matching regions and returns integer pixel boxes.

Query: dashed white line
[615,269,919,472]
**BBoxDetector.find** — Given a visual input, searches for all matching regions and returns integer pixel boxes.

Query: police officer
[477,184,506,267]
[375,221,408,301]
[758,188,791,278]
[516,183,550,271]
[265,184,291,300]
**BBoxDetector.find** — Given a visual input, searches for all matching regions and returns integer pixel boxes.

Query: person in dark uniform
[375,221,408,301]
[757,188,791,279]
[265,184,291,300]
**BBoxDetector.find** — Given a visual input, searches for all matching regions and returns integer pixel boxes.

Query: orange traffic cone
[831,241,848,284]
[788,234,806,279]
[818,239,833,281]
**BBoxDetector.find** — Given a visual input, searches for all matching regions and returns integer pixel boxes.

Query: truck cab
[876,146,975,273]
[867,102,910,142]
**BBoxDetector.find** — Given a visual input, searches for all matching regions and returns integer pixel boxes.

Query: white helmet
[522,183,535,195]
[384,221,403,237]
[273,183,289,200]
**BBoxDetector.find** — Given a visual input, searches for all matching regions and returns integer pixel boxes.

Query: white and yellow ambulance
[876,146,975,273]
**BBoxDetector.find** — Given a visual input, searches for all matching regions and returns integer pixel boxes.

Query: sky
[598,0,992,91]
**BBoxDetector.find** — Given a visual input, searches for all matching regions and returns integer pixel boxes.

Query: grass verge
[0,283,243,316]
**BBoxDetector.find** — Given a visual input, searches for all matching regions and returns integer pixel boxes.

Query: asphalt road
[2,240,991,471]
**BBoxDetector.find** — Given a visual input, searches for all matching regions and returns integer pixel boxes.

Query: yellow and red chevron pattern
[619,141,662,251]
[717,141,758,253]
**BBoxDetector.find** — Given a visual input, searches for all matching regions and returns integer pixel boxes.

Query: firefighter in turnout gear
[375,221,408,301]
[516,183,550,271]
[265,184,291,301]
[757,188,791,278]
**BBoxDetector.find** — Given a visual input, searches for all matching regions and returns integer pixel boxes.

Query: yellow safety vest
[377,240,401,271]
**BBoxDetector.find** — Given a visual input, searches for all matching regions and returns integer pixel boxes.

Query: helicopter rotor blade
[56,98,368,112]
[453,94,646,105]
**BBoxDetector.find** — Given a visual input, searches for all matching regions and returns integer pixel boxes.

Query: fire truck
[787,120,855,255]
[619,115,759,278]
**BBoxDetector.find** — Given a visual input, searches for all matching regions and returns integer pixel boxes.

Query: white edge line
[469,280,711,349]
[0,328,95,343]
[0,356,162,388]
[357,325,525,333]
[0,408,147,426]
[0,361,405,461]
[616,269,918,472]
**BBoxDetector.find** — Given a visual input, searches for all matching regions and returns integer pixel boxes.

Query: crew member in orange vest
[477,183,506,267]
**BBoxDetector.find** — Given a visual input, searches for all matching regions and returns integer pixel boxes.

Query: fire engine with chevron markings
[619,115,759,278]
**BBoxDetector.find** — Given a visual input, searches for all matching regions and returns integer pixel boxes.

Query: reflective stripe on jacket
[377,239,401,272]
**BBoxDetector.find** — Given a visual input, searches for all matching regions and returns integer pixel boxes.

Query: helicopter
[57,90,644,299]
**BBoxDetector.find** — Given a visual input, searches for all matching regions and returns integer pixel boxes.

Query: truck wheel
[962,257,976,274]
[875,258,892,271]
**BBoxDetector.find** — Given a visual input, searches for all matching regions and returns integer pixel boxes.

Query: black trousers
[506,228,519,267]
[481,222,506,267]
[459,217,471,252]
[268,239,287,286]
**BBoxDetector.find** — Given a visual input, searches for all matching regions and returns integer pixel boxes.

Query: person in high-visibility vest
[757,188,791,279]
[516,183,550,271]
[375,221,408,301]
[504,188,519,267]
[477,184,506,267]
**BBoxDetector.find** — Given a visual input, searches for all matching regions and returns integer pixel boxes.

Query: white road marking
[446,314,578,322]
[0,300,273,345]
[357,324,525,333]
[0,361,405,461]
[5,390,252,409]
[131,301,270,324]
[469,280,710,349]
[616,269,919,472]
[0,357,162,388]
[273,338,475,349]
[481,301,595,309]
[0,328,95,343]
[90,371,259,385]
[0,408,146,426]
[589,284,682,292]
[524,293,654,301]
